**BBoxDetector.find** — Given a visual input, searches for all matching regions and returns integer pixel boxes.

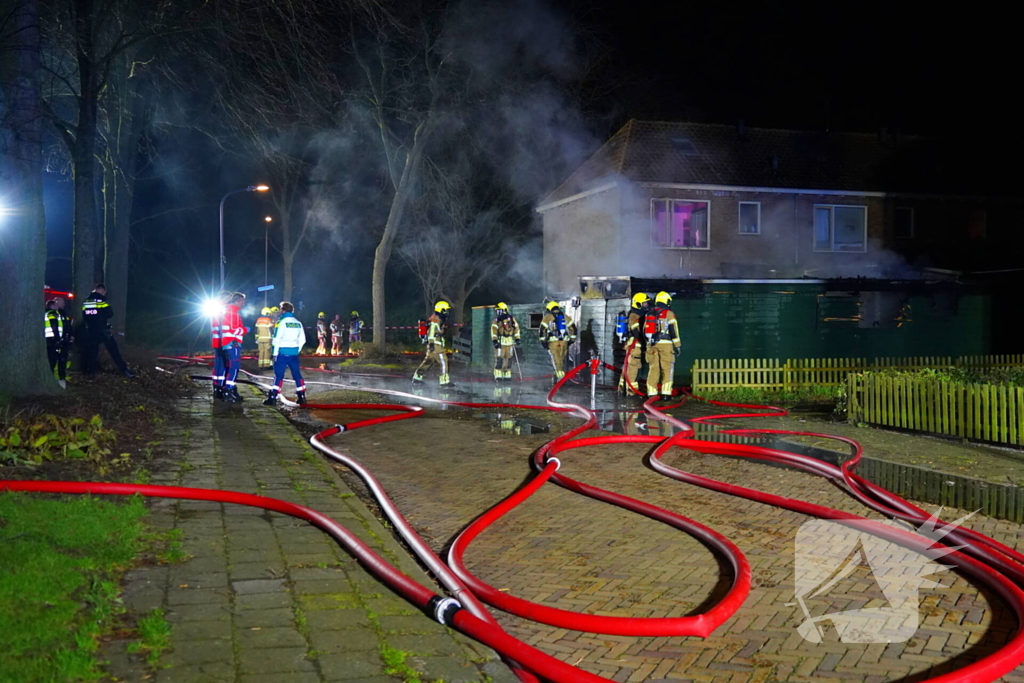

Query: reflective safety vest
[44,310,65,340]
[255,316,274,342]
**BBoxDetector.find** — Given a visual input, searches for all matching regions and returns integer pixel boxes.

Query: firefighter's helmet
[261,307,271,316]
[495,302,509,311]
[545,301,560,311]
[434,301,451,313]
[655,291,673,305]
[318,311,325,318]
[631,292,651,308]
[270,306,279,314]
[351,310,359,316]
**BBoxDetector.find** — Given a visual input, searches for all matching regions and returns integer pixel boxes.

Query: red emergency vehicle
[44,286,74,303]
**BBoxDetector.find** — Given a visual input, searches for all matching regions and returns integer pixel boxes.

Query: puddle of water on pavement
[472,412,551,435]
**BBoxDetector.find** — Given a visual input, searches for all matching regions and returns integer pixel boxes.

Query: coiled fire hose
[5,358,1024,682]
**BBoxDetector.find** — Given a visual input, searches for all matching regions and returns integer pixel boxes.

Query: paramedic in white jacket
[263,302,308,405]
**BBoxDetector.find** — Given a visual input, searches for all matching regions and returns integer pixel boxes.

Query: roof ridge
[538,121,633,206]
[616,118,636,174]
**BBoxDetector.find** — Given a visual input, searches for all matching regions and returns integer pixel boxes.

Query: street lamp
[263,215,273,307]
[218,184,270,291]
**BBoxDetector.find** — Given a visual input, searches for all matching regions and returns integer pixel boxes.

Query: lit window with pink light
[651,199,710,249]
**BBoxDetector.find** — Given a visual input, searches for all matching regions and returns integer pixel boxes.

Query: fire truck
[44,286,74,303]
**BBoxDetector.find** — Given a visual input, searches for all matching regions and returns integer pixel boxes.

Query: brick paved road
[102,393,511,683]
[311,403,1024,682]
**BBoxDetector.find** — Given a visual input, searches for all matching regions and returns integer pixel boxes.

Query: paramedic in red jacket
[213,292,250,403]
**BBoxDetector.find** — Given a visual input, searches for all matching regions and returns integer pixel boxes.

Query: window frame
[812,203,868,253]
[738,201,761,235]
[894,206,915,239]
[650,197,712,250]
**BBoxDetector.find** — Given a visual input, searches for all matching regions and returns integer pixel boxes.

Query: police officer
[255,307,275,369]
[644,291,681,399]
[618,292,651,395]
[45,297,73,388]
[413,301,451,386]
[490,302,520,381]
[82,284,134,378]
[539,301,577,380]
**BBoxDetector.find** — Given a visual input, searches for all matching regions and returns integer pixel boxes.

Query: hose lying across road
[5,358,1024,682]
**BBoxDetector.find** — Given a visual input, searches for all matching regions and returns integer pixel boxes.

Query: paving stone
[239,674,321,683]
[292,579,353,595]
[228,548,285,564]
[238,647,316,674]
[230,561,287,580]
[235,592,293,611]
[237,625,308,649]
[234,607,296,629]
[165,603,232,623]
[232,578,287,594]
[310,629,381,654]
[378,614,440,635]
[156,661,235,682]
[168,572,230,589]
[318,653,388,681]
[411,655,483,683]
[167,588,230,607]
[305,608,371,631]
[386,633,463,657]
[164,639,234,666]
[289,567,350,581]
[170,619,234,642]
[123,587,166,613]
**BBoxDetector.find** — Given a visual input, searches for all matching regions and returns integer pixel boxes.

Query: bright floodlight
[200,297,224,319]
[265,215,273,222]
[254,184,270,192]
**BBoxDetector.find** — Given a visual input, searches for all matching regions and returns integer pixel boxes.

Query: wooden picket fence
[847,373,1024,446]
[691,354,1024,392]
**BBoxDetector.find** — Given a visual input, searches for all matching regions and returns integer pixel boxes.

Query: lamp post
[218,184,269,291]
[263,215,272,308]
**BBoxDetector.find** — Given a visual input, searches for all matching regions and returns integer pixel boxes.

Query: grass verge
[0,492,148,682]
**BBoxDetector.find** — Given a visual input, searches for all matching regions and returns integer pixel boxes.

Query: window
[670,137,699,155]
[813,204,867,252]
[738,202,760,235]
[528,313,543,329]
[651,199,710,249]
[968,209,986,239]
[894,207,914,239]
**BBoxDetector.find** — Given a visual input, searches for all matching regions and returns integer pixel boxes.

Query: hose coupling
[546,457,561,471]
[427,595,463,625]
[334,424,346,433]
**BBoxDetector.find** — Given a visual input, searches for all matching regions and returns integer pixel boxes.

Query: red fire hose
[6,358,1024,682]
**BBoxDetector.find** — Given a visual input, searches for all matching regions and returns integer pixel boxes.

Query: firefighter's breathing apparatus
[615,311,628,343]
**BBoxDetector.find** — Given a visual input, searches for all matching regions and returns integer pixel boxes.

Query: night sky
[42,1,1016,293]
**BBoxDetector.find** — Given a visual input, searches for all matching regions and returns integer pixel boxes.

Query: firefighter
[413,301,451,386]
[330,315,343,355]
[490,302,521,380]
[618,292,651,395]
[264,301,308,405]
[218,292,249,402]
[315,312,328,355]
[255,307,275,369]
[45,297,73,388]
[82,284,134,378]
[348,311,363,350]
[644,291,681,399]
[538,301,577,380]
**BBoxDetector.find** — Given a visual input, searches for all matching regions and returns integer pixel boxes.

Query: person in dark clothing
[45,297,73,388]
[82,284,134,378]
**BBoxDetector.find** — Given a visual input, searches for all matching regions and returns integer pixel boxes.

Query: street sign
[257,285,275,292]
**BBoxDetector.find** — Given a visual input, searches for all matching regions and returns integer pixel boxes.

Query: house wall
[617,185,889,279]
[542,188,621,296]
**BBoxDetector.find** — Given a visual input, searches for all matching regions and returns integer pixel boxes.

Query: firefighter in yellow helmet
[618,292,651,395]
[413,301,452,385]
[644,291,681,398]
[255,307,275,369]
[490,302,521,381]
[314,312,328,355]
[539,300,576,380]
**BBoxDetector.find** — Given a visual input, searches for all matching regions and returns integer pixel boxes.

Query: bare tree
[1,0,58,395]
[399,159,524,323]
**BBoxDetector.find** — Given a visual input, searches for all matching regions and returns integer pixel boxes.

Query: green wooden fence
[692,354,1024,392]
[847,373,1024,447]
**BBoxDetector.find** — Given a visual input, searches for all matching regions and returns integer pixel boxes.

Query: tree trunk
[371,131,430,351]
[0,0,58,395]
[102,54,145,337]
[70,0,99,314]
[282,246,294,303]
[450,282,469,325]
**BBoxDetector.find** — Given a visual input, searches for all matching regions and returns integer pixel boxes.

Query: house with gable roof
[535,120,1015,296]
